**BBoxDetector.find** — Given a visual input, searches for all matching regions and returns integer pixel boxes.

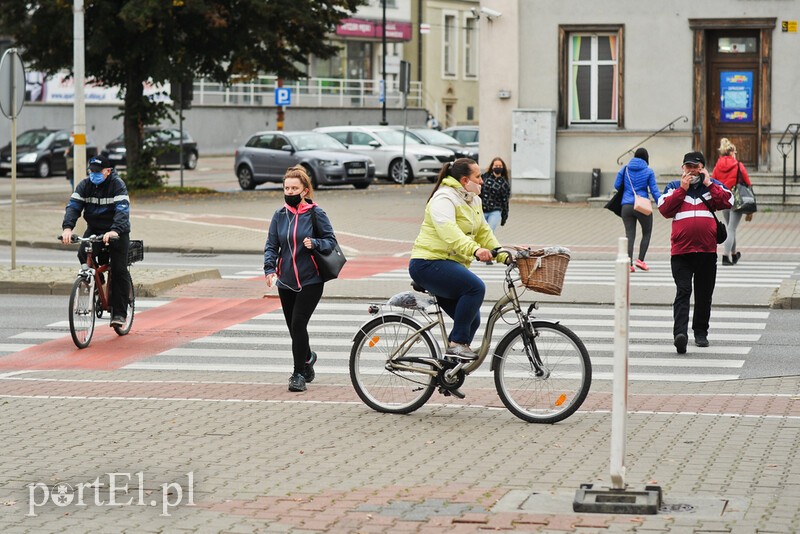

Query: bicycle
[60,235,143,349]
[349,246,592,423]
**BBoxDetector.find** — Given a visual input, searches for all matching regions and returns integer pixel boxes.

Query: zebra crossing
[121,301,769,383]
[221,259,797,289]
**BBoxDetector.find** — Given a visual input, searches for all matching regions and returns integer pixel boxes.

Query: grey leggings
[621,204,653,264]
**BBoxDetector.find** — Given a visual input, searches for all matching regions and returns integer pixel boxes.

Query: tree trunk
[123,68,145,178]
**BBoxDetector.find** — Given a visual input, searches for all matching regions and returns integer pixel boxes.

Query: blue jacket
[263,200,337,290]
[62,170,131,234]
[613,157,660,206]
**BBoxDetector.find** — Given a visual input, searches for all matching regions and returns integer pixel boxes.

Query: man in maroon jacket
[657,151,732,354]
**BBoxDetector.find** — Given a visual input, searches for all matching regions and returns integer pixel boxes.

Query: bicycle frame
[76,238,114,313]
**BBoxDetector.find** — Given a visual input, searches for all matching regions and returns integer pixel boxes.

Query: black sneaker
[303,351,317,383]
[694,335,709,348]
[110,315,126,327]
[722,256,734,266]
[733,251,741,264]
[674,333,688,354]
[288,373,306,392]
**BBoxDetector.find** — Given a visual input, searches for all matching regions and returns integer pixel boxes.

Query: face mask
[284,193,303,207]
[690,174,702,185]
[89,172,105,185]
[492,167,504,175]
[463,179,481,195]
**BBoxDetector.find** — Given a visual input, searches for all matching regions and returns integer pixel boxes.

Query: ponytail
[427,158,478,201]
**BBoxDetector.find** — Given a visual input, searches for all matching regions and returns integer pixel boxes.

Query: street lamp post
[380,0,387,125]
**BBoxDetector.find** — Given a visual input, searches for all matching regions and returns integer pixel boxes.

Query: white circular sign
[0,48,26,119]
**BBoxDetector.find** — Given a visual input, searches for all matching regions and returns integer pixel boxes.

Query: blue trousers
[408,259,485,345]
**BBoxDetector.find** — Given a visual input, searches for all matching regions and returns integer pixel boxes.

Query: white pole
[609,236,630,489]
[73,0,87,191]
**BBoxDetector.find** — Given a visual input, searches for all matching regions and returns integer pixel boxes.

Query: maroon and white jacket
[657,179,732,255]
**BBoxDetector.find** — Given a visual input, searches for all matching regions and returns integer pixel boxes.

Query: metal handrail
[777,123,800,202]
[615,115,689,165]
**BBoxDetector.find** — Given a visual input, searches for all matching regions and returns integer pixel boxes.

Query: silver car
[314,125,455,184]
[234,131,375,190]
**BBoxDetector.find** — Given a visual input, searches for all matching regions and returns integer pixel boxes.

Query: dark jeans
[278,283,324,375]
[78,229,130,318]
[408,258,485,346]
[621,204,653,263]
[670,253,717,338]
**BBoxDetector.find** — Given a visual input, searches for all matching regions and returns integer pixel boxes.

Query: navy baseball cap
[88,155,112,172]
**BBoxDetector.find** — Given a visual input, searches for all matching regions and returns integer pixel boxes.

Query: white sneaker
[445,343,478,361]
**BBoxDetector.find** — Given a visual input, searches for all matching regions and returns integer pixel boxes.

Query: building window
[464,17,477,77]
[559,25,624,127]
[443,14,457,77]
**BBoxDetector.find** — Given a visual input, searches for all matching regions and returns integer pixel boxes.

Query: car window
[17,130,51,146]
[54,132,70,147]
[373,129,418,145]
[413,129,460,144]
[351,132,377,145]
[324,131,349,144]
[290,133,346,151]
[254,134,274,149]
[271,135,289,150]
[452,130,478,144]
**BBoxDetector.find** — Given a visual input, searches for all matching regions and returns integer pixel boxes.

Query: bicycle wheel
[350,314,438,414]
[113,272,135,336]
[69,277,96,349]
[493,321,591,423]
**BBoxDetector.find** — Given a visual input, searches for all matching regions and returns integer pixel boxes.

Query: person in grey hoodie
[613,147,661,272]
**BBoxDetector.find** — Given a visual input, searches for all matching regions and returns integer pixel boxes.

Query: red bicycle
[61,235,143,349]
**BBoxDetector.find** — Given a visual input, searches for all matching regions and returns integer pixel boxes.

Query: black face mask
[284,193,303,207]
[492,168,504,175]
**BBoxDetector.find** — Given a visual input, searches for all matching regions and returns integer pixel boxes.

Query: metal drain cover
[660,503,696,513]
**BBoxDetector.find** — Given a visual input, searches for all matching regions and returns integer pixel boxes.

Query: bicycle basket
[515,247,571,296]
[127,240,144,265]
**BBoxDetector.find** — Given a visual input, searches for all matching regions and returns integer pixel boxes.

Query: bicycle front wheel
[113,272,135,336]
[69,277,96,349]
[494,321,591,424]
[350,314,438,414]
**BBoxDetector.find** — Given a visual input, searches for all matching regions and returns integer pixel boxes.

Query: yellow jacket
[410,177,501,267]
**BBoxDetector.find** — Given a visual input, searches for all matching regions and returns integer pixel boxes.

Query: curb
[770,279,800,310]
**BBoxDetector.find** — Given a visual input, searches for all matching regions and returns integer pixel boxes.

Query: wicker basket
[127,240,144,265]
[516,249,570,295]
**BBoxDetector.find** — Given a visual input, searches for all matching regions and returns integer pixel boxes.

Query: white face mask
[690,174,702,185]
[463,179,481,195]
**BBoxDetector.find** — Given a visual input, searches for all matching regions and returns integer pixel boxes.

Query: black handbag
[604,171,623,217]
[309,208,346,282]
[732,164,757,213]
[699,195,727,244]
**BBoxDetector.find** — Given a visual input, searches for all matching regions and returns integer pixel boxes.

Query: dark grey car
[234,131,375,190]
[403,128,479,163]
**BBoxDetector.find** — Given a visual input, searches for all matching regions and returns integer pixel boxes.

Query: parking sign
[274,87,291,106]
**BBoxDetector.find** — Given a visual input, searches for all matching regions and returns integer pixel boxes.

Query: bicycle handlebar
[56,234,118,244]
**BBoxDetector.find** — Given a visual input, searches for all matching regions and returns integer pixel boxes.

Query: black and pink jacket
[263,199,337,290]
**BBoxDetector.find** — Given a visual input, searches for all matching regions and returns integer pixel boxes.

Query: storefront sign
[720,71,753,123]
[781,20,798,32]
[336,18,412,41]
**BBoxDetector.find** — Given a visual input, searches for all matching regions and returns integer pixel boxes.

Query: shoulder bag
[699,195,728,244]
[309,208,347,282]
[604,168,624,217]
[627,167,653,216]
[731,163,757,214]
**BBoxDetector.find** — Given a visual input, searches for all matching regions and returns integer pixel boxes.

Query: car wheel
[237,166,256,190]
[36,159,51,178]
[302,165,318,189]
[389,159,413,184]
[184,151,198,170]
[353,182,370,190]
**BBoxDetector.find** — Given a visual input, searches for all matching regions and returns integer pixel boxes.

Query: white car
[314,125,455,183]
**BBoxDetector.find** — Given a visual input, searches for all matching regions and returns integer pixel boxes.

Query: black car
[102,127,199,169]
[0,128,78,178]
[402,128,479,163]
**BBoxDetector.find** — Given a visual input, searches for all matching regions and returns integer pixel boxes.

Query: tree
[0,0,364,188]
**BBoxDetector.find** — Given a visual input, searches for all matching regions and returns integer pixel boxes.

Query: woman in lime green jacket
[409,158,502,361]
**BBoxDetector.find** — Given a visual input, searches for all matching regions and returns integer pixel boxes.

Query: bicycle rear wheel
[493,321,591,423]
[113,272,135,336]
[69,277,96,349]
[350,314,438,414]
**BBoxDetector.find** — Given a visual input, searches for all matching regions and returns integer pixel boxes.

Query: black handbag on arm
[309,208,347,282]
[732,164,757,213]
[699,195,727,244]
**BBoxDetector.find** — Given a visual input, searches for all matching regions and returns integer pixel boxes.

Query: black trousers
[78,229,131,318]
[278,283,324,374]
[621,204,653,263]
[670,252,717,338]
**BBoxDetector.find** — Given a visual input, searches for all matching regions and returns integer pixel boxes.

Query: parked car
[101,127,199,169]
[65,140,100,185]
[399,127,479,163]
[314,125,455,184]
[234,131,375,190]
[0,128,78,178]
[441,125,479,147]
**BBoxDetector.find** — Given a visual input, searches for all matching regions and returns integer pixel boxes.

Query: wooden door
[706,30,760,169]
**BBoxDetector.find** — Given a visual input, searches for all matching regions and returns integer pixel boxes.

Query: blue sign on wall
[274,87,291,106]
[720,71,753,123]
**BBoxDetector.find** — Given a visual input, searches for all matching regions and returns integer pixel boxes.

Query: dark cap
[88,155,112,172]
[682,151,706,167]
[633,147,649,164]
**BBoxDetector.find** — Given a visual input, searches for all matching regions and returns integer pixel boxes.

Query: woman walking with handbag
[264,166,337,392]
[711,138,752,266]
[613,148,661,272]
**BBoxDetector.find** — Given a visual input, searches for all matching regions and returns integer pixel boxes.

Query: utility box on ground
[511,109,556,196]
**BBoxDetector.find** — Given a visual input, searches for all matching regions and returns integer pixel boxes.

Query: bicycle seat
[410,282,429,294]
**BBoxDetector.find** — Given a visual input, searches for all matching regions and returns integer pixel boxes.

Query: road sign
[0,48,26,119]
[274,87,291,106]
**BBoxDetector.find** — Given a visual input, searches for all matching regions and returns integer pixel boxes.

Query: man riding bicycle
[61,155,131,327]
